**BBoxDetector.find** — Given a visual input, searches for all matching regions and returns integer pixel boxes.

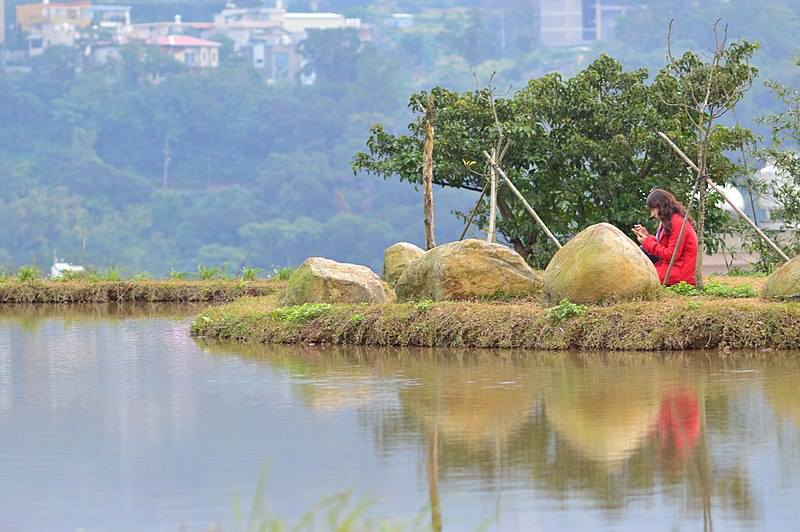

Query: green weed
[702,280,757,298]
[198,262,229,280]
[240,267,263,281]
[666,281,698,296]
[271,266,296,280]
[132,271,150,281]
[168,269,190,280]
[687,301,702,310]
[546,299,589,322]
[415,299,434,312]
[15,264,41,282]
[87,266,125,282]
[271,303,332,322]
[350,313,365,324]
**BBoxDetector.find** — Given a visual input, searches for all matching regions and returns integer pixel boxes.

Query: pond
[1,304,799,530]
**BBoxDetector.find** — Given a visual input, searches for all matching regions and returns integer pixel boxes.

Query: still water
[1,305,799,531]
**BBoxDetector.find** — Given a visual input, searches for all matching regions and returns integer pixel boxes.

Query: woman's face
[650,206,659,219]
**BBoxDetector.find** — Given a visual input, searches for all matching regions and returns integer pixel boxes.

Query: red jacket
[642,213,697,285]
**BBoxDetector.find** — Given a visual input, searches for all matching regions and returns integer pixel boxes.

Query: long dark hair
[646,189,692,237]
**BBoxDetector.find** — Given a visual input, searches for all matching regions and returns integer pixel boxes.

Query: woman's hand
[632,224,649,244]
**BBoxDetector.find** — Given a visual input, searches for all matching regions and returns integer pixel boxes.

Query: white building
[540,0,626,47]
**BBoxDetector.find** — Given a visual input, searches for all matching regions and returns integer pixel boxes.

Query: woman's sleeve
[641,216,686,261]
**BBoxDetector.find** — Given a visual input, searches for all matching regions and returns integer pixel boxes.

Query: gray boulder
[382,242,425,284]
[285,257,393,305]
[543,223,660,304]
[395,239,542,301]
[764,254,800,299]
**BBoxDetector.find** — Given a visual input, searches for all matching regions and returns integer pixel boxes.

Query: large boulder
[763,254,800,299]
[382,242,425,284]
[543,223,659,304]
[395,239,542,301]
[284,257,393,305]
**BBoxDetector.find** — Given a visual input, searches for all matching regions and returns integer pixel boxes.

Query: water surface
[1,305,799,530]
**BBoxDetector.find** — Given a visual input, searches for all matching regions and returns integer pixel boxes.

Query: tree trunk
[423,95,436,250]
[695,144,706,291]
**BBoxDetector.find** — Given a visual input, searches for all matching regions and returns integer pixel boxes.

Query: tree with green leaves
[659,22,759,289]
[297,27,362,85]
[754,55,800,265]
[352,54,747,268]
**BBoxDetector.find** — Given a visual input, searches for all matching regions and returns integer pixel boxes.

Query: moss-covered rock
[382,242,424,284]
[543,223,659,304]
[395,239,541,301]
[764,254,800,299]
[285,257,393,305]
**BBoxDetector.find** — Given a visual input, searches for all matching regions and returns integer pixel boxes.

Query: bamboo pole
[459,183,489,241]
[481,151,562,249]
[423,95,436,250]
[487,148,498,243]
[663,177,699,286]
[658,132,790,263]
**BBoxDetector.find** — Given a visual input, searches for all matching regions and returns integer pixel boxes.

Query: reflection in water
[2,305,800,530]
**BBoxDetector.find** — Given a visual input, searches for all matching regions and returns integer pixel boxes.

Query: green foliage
[271,303,333,322]
[686,301,702,310]
[240,267,263,281]
[667,279,757,298]
[353,55,748,267]
[415,299,434,312]
[132,271,150,281]
[15,264,41,282]
[546,299,589,322]
[198,263,229,281]
[702,280,757,298]
[270,266,297,280]
[350,313,365,324]
[666,281,699,296]
[168,269,190,280]
[87,266,125,282]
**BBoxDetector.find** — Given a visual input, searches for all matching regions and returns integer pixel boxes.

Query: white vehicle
[51,261,86,278]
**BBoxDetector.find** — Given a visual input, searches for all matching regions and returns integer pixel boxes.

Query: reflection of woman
[656,390,700,463]
[632,189,698,286]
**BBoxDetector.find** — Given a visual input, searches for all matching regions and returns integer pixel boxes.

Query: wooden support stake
[423,95,436,250]
[481,151,562,249]
[487,148,498,243]
[658,131,790,263]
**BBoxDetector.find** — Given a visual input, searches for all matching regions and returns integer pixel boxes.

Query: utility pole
[162,134,171,189]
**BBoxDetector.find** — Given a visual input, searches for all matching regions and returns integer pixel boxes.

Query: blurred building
[155,35,220,68]
[540,0,626,46]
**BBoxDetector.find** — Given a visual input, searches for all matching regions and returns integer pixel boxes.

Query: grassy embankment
[190,275,800,351]
[0,279,283,303]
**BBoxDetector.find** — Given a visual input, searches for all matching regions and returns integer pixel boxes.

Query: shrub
[271,303,332,322]
[546,299,589,322]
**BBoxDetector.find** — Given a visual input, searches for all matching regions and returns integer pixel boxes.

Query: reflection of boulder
[284,257,393,305]
[298,378,378,412]
[546,371,660,463]
[382,242,425,284]
[399,361,540,446]
[765,374,800,426]
[764,255,800,299]
[543,223,659,304]
[395,239,541,301]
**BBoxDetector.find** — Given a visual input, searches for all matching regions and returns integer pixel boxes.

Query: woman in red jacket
[632,189,698,285]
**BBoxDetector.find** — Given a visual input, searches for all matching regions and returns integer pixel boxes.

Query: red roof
[156,35,221,48]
